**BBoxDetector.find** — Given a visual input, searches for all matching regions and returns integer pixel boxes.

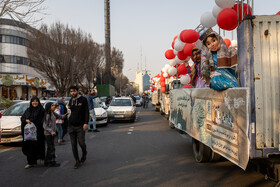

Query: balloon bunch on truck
[150,0,280,181]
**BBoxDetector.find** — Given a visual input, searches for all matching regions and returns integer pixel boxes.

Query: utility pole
[104,0,111,84]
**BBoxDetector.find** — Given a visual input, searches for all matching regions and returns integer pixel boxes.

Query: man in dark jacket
[68,86,89,169]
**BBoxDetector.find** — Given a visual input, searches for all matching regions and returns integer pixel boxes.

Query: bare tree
[111,47,124,76]
[0,0,45,25]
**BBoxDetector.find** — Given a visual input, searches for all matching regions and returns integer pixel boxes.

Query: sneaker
[81,154,87,163]
[73,162,80,169]
[93,129,100,132]
[24,164,33,169]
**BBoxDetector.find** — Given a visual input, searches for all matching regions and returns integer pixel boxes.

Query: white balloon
[215,0,235,9]
[195,40,203,49]
[180,74,191,85]
[173,49,178,55]
[168,66,177,76]
[175,56,183,64]
[164,64,171,69]
[174,39,185,51]
[188,58,194,67]
[231,40,238,48]
[162,67,167,73]
[200,12,217,28]
[163,72,169,78]
[169,59,176,66]
[212,5,223,18]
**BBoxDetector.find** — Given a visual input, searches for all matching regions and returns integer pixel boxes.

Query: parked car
[0,100,54,143]
[134,96,143,107]
[107,97,136,122]
[96,97,107,109]
[93,99,108,126]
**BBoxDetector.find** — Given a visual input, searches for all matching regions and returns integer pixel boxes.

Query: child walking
[43,102,68,167]
[54,104,64,145]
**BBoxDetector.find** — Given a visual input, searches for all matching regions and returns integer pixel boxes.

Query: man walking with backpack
[68,86,89,169]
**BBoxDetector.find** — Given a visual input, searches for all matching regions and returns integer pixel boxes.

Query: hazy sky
[41,0,280,81]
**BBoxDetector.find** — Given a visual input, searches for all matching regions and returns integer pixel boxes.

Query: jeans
[45,135,55,164]
[68,126,87,162]
[56,123,63,140]
[88,109,96,130]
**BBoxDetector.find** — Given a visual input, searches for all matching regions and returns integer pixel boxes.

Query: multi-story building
[0,18,55,100]
[135,70,151,94]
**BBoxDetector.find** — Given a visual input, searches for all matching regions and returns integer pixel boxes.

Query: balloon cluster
[200,0,252,31]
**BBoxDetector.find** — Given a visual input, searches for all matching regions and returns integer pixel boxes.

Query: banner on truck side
[170,88,250,170]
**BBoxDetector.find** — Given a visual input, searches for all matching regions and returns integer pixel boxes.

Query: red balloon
[233,3,252,24]
[224,39,231,47]
[183,43,196,57]
[161,87,165,93]
[277,11,280,15]
[165,49,175,59]
[217,8,238,31]
[183,30,199,43]
[171,40,175,49]
[179,30,188,42]
[160,82,165,87]
[177,50,188,60]
[182,84,192,88]
[160,76,165,82]
[177,64,188,76]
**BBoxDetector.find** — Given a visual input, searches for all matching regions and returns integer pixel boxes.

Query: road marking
[128,129,133,132]
[89,135,96,139]
[130,127,134,129]
[0,148,14,154]
[60,160,69,167]
[127,132,132,135]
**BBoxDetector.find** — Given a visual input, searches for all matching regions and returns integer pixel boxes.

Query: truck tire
[169,121,175,129]
[192,138,211,163]
[209,150,221,162]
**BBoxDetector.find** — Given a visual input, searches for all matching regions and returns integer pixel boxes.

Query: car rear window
[110,99,132,106]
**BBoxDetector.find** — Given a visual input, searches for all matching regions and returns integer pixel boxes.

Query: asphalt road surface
[0,103,276,187]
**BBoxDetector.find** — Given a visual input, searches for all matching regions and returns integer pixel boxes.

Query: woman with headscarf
[200,29,238,90]
[21,96,45,169]
[191,47,206,88]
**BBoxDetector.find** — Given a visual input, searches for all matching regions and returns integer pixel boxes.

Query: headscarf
[29,96,44,120]
[200,31,237,85]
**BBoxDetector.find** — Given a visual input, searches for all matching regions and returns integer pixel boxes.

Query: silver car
[107,97,136,122]
[0,100,54,143]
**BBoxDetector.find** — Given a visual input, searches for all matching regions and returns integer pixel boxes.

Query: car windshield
[93,99,101,108]
[100,97,106,102]
[110,99,132,106]
[135,96,140,100]
[3,103,30,116]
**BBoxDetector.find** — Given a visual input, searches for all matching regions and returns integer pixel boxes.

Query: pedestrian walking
[21,97,45,169]
[43,103,68,167]
[57,97,68,142]
[54,104,64,145]
[68,86,89,169]
[85,89,99,132]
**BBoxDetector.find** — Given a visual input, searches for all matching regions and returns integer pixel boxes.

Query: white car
[93,99,108,126]
[107,97,136,122]
[0,100,54,143]
[134,96,143,107]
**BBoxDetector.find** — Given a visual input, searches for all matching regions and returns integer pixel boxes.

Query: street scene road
[0,104,276,187]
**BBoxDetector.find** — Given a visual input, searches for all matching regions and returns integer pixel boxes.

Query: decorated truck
[169,15,280,180]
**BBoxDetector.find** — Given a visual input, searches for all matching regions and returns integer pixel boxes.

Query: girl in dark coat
[21,96,45,169]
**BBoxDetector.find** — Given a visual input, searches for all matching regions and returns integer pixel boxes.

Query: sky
[40,0,280,81]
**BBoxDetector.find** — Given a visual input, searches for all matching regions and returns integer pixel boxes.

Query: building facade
[135,70,151,94]
[0,18,55,100]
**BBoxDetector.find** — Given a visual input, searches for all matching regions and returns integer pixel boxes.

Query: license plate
[115,115,124,118]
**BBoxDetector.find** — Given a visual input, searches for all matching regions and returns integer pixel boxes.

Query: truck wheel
[169,121,175,129]
[209,150,221,162]
[192,138,211,163]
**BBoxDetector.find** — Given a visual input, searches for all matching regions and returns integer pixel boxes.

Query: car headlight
[107,110,113,114]
[101,112,107,117]
[12,125,21,131]
[125,111,133,115]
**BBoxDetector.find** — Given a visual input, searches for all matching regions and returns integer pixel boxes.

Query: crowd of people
[21,86,98,169]
[186,28,238,90]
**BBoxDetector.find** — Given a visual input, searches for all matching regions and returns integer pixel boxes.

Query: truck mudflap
[170,88,250,170]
